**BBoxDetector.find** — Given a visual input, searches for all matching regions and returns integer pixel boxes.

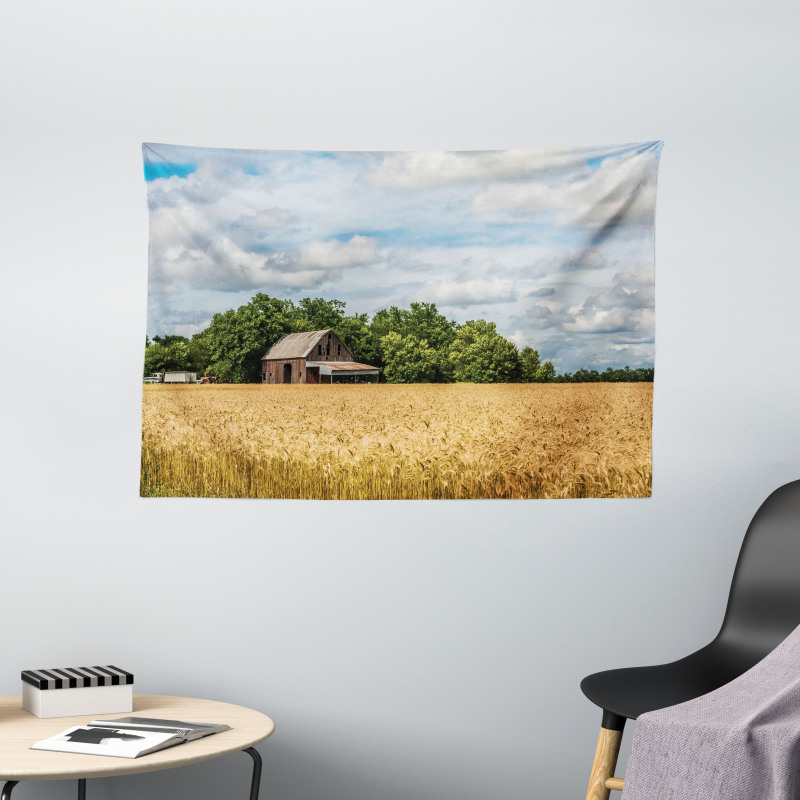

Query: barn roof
[262,330,332,360]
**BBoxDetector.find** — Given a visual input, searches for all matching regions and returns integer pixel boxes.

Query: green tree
[368,303,456,378]
[573,368,601,382]
[370,303,455,347]
[143,339,193,374]
[143,342,169,376]
[296,297,347,331]
[519,346,541,382]
[448,320,520,383]
[337,314,380,366]
[167,340,190,370]
[292,297,387,367]
[204,293,295,382]
[151,334,189,348]
[368,307,402,369]
[369,306,405,339]
[405,302,457,350]
[534,361,556,382]
[187,332,211,375]
[143,293,569,385]
[577,366,656,382]
[380,332,439,383]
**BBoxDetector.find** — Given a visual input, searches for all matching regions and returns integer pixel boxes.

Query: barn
[261,330,380,384]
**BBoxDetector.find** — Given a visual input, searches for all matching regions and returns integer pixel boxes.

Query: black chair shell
[582,479,800,723]
[581,479,800,799]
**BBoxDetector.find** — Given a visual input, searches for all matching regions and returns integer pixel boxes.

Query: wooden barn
[261,330,380,384]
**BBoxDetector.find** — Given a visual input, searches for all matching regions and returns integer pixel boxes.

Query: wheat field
[140,383,652,499]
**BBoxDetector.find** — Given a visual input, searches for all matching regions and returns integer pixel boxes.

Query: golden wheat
[140,383,652,499]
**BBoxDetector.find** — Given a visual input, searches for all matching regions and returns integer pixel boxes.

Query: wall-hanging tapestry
[142,141,663,500]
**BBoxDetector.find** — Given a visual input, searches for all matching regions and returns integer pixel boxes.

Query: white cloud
[564,249,605,270]
[461,258,506,279]
[262,267,329,288]
[564,306,654,334]
[150,228,382,296]
[562,263,655,334]
[147,160,252,209]
[614,262,655,293]
[418,278,518,306]
[144,144,659,369]
[524,303,567,330]
[508,330,528,348]
[244,208,299,229]
[385,246,434,273]
[153,236,272,293]
[472,149,660,228]
[298,235,380,269]
[532,331,654,372]
[367,148,593,187]
[525,248,610,280]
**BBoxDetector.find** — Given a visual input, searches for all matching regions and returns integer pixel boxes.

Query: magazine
[31,716,231,759]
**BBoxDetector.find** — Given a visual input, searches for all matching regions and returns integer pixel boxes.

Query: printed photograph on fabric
[141,142,662,499]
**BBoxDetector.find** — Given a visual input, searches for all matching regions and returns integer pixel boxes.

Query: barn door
[283,363,292,383]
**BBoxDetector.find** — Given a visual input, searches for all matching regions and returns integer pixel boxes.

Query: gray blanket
[621,625,800,800]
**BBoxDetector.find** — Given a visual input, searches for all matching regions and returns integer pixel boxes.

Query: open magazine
[31,716,231,759]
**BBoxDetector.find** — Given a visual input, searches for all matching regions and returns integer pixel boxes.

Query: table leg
[244,747,262,800]
[1,750,259,799]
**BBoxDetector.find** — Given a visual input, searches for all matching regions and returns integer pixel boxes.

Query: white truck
[163,371,198,383]
[144,372,198,384]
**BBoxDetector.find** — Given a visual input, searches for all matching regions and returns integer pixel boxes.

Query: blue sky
[143,141,662,371]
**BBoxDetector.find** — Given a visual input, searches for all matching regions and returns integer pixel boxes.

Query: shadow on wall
[96,725,543,800]
[98,743,432,800]
[99,745,383,800]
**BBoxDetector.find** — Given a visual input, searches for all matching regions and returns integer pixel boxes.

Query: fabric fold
[622,625,800,800]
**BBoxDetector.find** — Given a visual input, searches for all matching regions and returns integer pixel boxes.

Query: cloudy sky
[143,141,662,371]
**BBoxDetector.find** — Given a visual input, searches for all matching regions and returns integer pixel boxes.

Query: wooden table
[0,694,275,798]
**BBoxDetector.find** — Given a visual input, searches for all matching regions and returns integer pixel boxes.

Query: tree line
[144,294,653,384]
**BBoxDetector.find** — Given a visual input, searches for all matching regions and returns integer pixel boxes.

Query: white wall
[2,1,799,798]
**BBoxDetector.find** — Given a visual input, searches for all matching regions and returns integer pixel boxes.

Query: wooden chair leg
[585,726,623,800]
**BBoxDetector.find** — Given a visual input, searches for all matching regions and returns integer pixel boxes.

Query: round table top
[0,694,275,781]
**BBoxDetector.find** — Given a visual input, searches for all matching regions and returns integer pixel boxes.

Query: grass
[141,383,652,499]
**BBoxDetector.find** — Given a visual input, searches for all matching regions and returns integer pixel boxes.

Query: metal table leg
[2,749,260,799]
[2,778,84,798]
[1,782,17,800]
[244,747,262,800]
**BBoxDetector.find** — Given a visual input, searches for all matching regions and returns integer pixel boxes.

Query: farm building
[261,330,380,384]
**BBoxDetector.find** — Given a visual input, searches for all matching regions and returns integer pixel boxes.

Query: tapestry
[142,141,663,499]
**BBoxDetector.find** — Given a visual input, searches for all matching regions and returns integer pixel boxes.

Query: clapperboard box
[22,666,134,718]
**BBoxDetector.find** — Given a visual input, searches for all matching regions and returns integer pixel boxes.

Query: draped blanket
[622,625,800,800]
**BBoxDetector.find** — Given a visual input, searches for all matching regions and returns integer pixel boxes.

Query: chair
[580,479,800,800]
